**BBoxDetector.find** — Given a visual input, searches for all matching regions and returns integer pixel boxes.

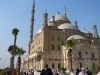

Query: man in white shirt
[78,67,87,75]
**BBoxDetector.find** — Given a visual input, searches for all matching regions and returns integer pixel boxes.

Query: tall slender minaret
[64,7,66,17]
[29,0,35,44]
[93,24,99,38]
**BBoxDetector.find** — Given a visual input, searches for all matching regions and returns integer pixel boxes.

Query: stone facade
[21,1,100,71]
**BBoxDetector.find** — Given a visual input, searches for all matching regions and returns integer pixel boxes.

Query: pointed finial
[64,7,66,17]
[84,27,86,30]
[33,0,35,7]
[45,10,46,12]
[45,10,46,13]
[58,11,59,14]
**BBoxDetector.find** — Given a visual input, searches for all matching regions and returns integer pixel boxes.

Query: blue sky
[0,0,100,69]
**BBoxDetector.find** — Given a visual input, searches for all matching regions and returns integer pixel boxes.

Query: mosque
[21,1,100,71]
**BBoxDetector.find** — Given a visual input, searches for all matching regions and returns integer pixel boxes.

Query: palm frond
[15,47,26,56]
[12,28,19,36]
[61,39,77,49]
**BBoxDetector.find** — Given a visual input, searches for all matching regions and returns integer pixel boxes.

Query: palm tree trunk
[18,55,21,75]
[68,49,72,70]
[10,36,17,70]
[12,36,17,70]
[11,54,14,70]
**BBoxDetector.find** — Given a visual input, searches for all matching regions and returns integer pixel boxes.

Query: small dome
[67,35,86,40]
[83,30,91,34]
[37,28,42,34]
[50,14,69,21]
[48,23,55,26]
[57,23,79,30]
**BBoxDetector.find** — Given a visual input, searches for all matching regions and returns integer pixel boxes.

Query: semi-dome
[57,23,79,30]
[82,30,91,34]
[50,14,69,21]
[48,23,55,26]
[67,35,86,40]
[37,28,42,34]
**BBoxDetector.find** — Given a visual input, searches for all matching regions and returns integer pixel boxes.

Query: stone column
[41,59,44,69]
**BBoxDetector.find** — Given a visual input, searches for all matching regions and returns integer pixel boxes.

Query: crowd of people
[19,64,100,75]
[20,70,34,75]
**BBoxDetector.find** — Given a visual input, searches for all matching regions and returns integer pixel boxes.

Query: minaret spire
[84,26,86,30]
[29,0,35,44]
[93,24,99,38]
[64,7,66,17]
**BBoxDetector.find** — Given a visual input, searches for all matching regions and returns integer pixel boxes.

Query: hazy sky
[0,0,100,69]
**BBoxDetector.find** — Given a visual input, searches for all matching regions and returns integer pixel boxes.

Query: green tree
[90,65,98,74]
[15,47,26,75]
[61,38,76,70]
[8,45,17,70]
[60,67,66,73]
[11,28,19,70]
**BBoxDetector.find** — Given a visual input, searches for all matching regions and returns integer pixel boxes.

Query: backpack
[86,71,92,75]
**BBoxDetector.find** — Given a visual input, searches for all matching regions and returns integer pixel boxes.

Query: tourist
[12,70,15,75]
[31,70,34,75]
[40,63,53,75]
[97,67,100,75]
[54,69,59,75]
[76,68,80,75]
[86,67,92,75]
[78,67,87,75]
[69,69,74,75]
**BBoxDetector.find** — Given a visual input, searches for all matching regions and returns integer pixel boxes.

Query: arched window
[79,52,82,58]
[92,53,94,58]
[52,63,54,69]
[58,45,60,50]
[93,63,95,66]
[52,36,54,40]
[52,45,54,50]
[80,63,82,69]
[58,63,61,69]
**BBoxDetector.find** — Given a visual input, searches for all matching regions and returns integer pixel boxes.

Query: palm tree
[11,28,19,70]
[8,45,17,70]
[16,47,26,75]
[61,38,76,70]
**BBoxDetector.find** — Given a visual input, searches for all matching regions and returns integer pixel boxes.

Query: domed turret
[67,35,86,40]
[57,23,79,30]
[37,28,42,34]
[50,14,70,22]
[82,30,91,34]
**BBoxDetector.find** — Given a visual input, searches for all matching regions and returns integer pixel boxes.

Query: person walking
[86,67,92,75]
[12,70,15,75]
[78,67,87,75]
[97,67,100,75]
[76,68,80,75]
[40,63,53,75]
[69,69,74,75]
[54,70,58,75]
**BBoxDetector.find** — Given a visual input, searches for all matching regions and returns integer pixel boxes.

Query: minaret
[52,14,55,22]
[93,24,99,38]
[29,0,35,44]
[43,10,48,27]
[74,20,78,27]
[64,7,66,17]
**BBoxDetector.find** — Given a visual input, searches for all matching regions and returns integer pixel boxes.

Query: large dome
[57,23,79,30]
[50,14,69,21]
[82,30,91,34]
[48,23,55,26]
[67,35,86,40]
